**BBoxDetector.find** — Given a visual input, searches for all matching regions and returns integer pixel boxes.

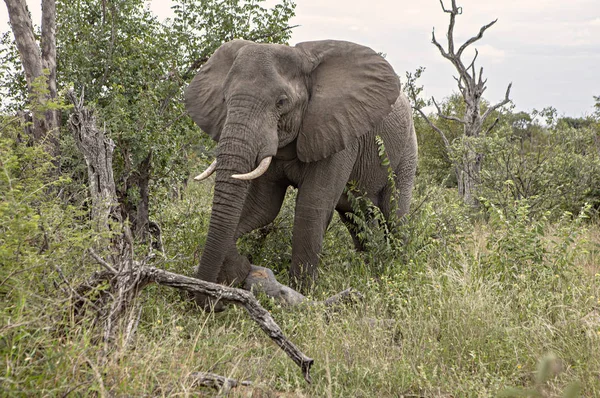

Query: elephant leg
[217,175,288,284]
[289,149,356,292]
[336,210,366,252]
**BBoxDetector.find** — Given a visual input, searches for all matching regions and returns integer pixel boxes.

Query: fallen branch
[189,371,252,392]
[244,265,363,307]
[87,254,314,383]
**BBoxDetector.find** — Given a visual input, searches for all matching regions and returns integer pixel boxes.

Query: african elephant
[185,39,417,298]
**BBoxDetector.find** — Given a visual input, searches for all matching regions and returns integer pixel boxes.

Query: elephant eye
[276,95,289,109]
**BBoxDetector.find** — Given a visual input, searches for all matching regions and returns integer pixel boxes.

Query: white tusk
[231,156,272,180]
[194,159,217,181]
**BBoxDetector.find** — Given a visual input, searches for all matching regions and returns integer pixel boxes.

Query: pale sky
[2,0,599,116]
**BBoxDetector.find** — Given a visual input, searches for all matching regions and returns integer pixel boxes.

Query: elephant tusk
[231,156,272,180]
[194,159,217,181]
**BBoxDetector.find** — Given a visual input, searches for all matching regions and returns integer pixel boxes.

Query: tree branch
[481,82,513,121]
[189,372,252,392]
[456,18,498,59]
[484,117,500,135]
[416,106,452,152]
[467,48,479,72]
[148,267,316,382]
[432,97,466,124]
[86,256,314,383]
[405,78,452,153]
[89,249,118,275]
[431,28,450,60]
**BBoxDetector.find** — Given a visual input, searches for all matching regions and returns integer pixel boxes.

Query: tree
[3,0,59,157]
[408,0,512,205]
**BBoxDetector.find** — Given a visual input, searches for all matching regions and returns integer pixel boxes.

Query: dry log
[243,265,306,305]
[144,266,314,382]
[86,254,314,383]
[189,371,251,392]
[244,265,363,307]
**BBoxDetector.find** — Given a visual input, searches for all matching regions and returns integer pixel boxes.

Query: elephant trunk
[196,121,261,285]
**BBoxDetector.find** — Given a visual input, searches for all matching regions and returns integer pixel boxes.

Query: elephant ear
[295,40,400,162]
[184,40,252,141]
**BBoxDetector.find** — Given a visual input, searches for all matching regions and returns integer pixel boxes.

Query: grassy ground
[2,179,599,397]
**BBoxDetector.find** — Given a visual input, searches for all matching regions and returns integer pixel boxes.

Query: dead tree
[68,89,120,234]
[410,0,512,205]
[4,0,60,157]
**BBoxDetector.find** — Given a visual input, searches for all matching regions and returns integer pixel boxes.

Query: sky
[2,0,599,117]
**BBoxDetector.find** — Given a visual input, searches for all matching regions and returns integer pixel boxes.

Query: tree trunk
[4,0,60,158]
[134,151,152,242]
[67,90,120,233]
[458,108,483,206]
[457,149,482,206]
[4,0,43,88]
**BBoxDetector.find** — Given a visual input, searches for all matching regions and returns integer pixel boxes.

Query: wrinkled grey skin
[185,39,417,297]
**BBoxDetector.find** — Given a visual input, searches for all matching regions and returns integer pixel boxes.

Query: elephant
[185,39,417,301]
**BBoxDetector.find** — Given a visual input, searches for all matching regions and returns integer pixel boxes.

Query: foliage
[410,85,600,219]
[478,121,600,218]
[0,31,26,110]
[0,114,104,395]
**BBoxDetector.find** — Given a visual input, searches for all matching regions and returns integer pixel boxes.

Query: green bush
[479,123,600,219]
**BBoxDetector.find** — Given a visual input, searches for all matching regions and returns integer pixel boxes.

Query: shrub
[479,123,600,219]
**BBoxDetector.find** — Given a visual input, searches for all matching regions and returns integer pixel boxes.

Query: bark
[189,372,252,392]
[4,0,60,157]
[134,151,152,241]
[115,151,154,242]
[40,0,59,148]
[67,89,120,232]
[457,149,482,206]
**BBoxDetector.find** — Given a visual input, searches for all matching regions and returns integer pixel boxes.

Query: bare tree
[409,0,512,205]
[4,0,59,157]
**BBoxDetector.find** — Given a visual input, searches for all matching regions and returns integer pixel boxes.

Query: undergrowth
[1,137,599,396]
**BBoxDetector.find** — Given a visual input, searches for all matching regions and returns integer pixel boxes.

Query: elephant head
[185,39,400,290]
